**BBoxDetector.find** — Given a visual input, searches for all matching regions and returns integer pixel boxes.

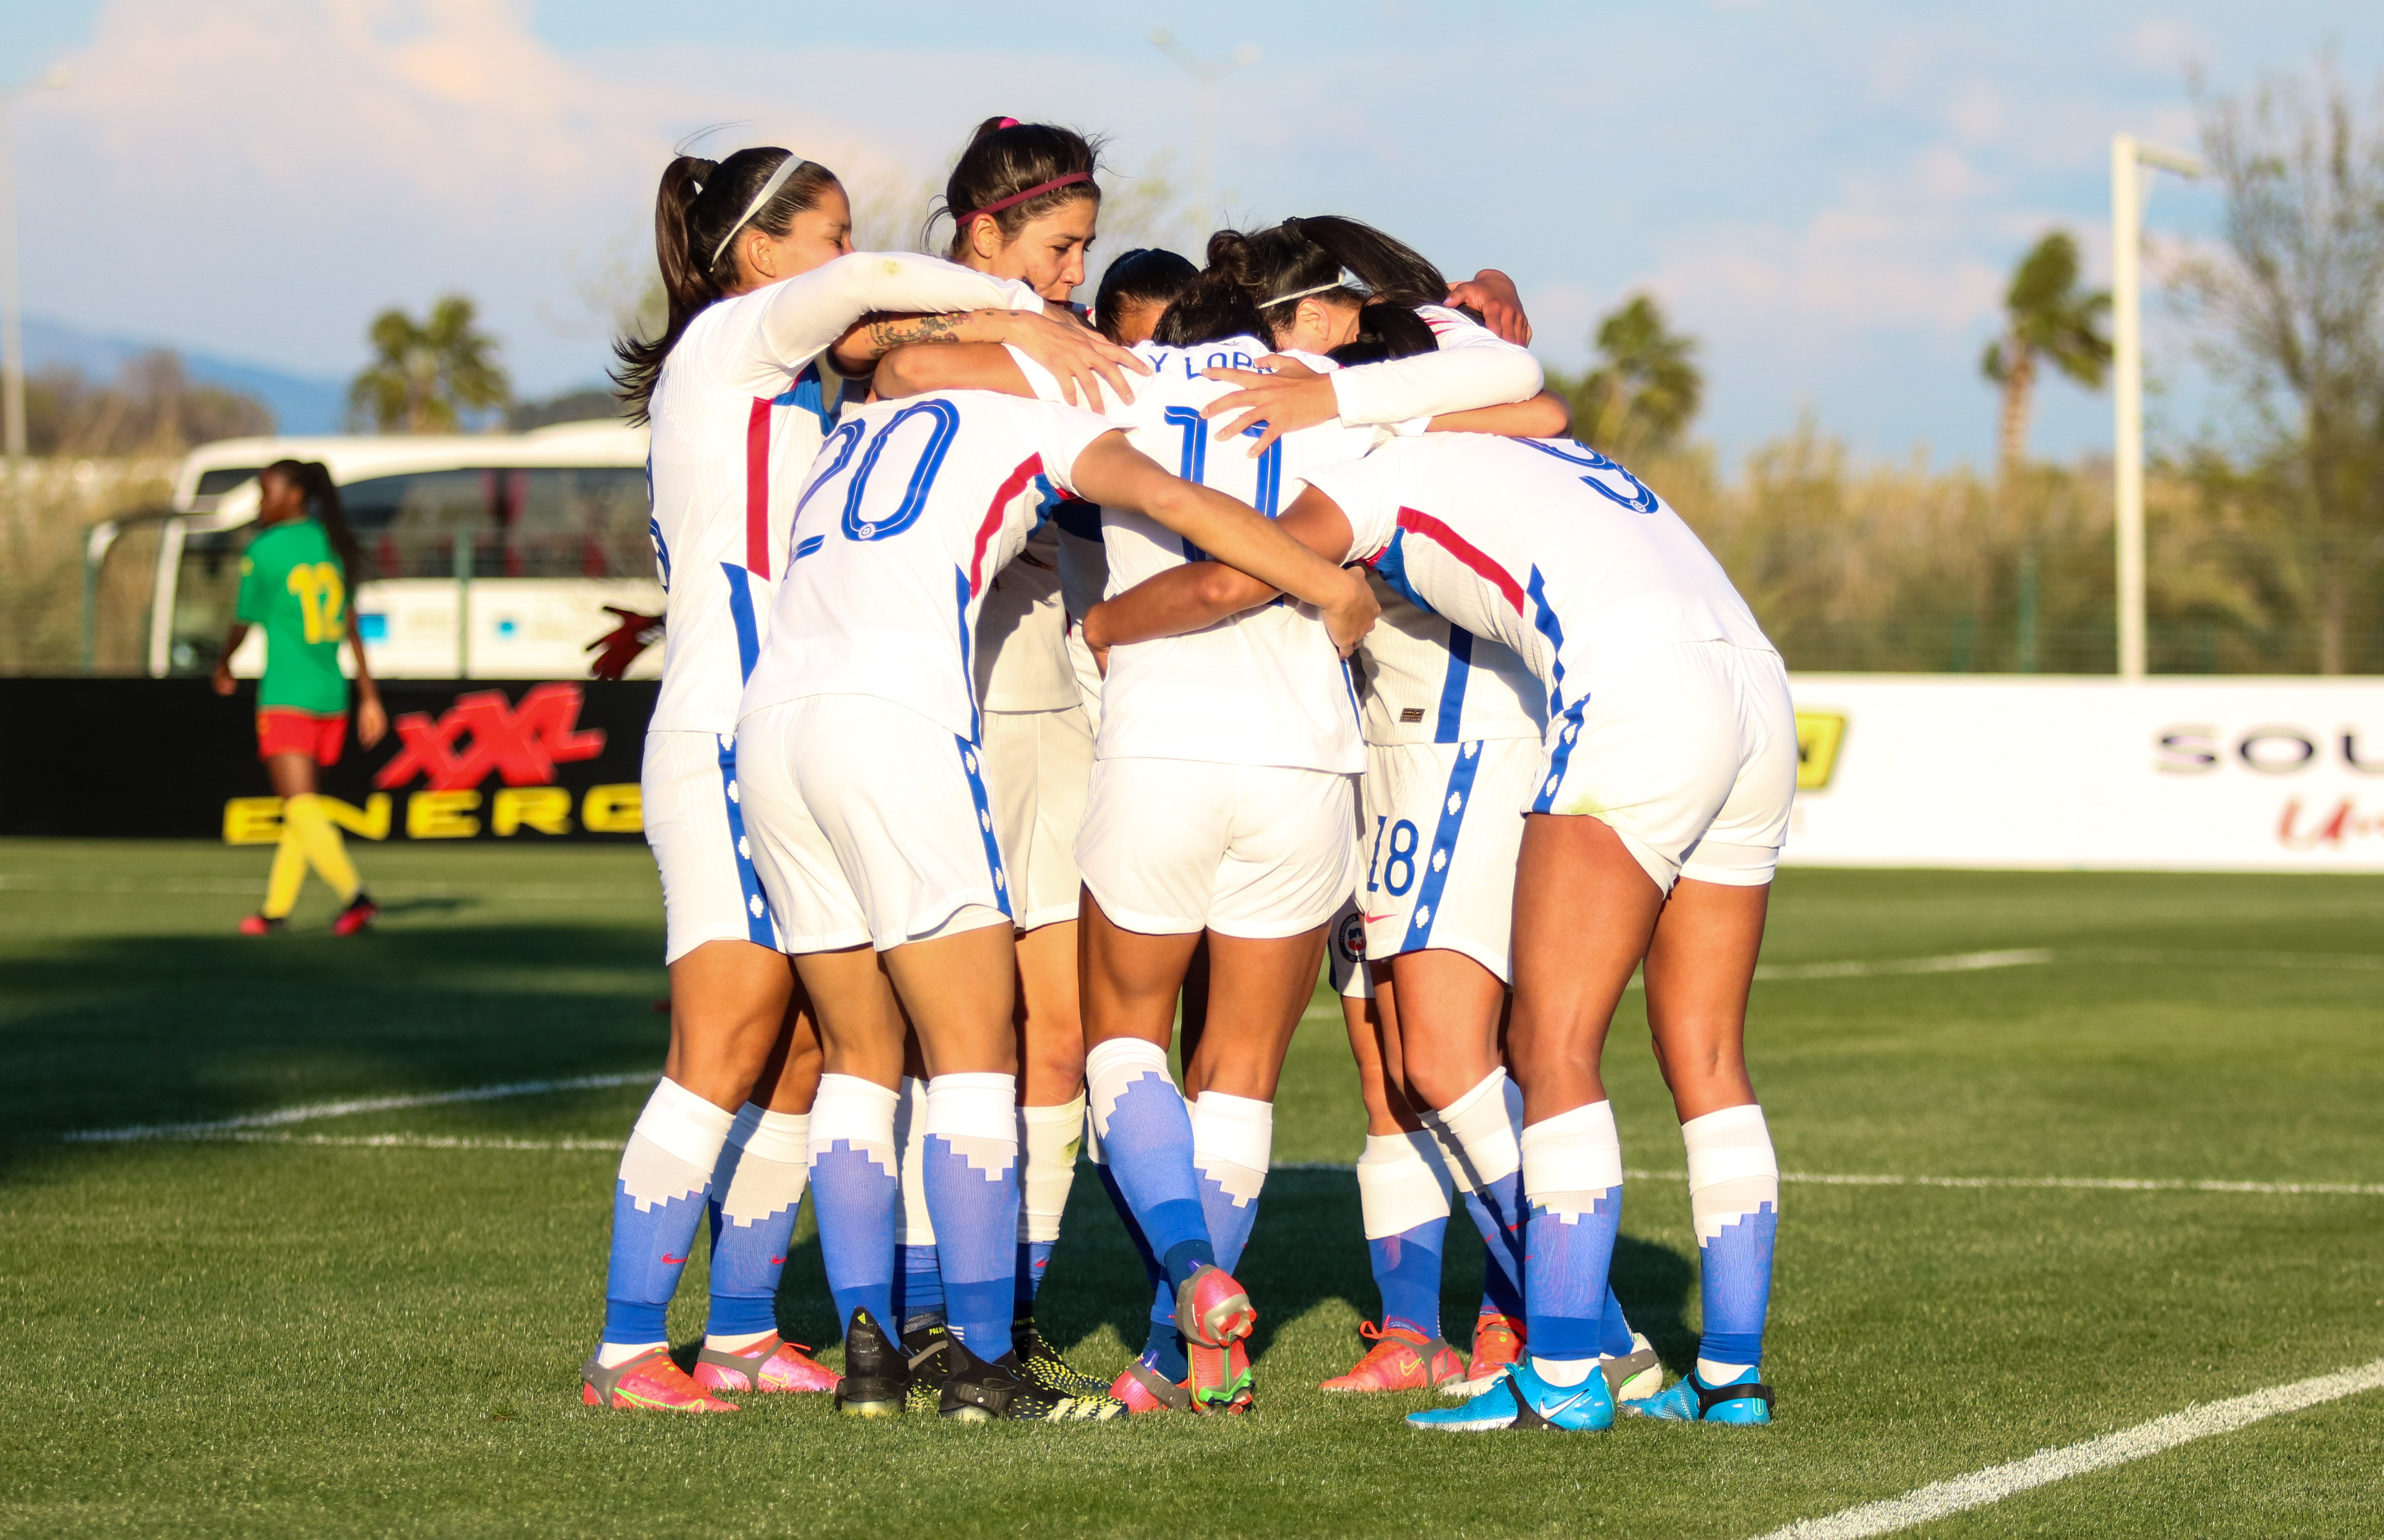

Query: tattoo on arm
[859,312,964,355]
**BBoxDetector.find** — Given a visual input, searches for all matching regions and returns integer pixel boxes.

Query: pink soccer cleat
[1174,1263,1255,1348]
[581,1347,737,1412]
[1320,1321,1468,1393]
[1445,1310,1526,1398]
[692,1334,840,1395]
[1109,1359,1193,1415]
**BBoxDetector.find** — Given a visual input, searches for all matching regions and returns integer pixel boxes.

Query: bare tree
[2183,57,2384,674]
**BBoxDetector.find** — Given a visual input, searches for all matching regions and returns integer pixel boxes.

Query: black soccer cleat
[833,1307,908,1417]
[937,1335,1125,1423]
[1012,1314,1112,1399]
[902,1319,956,1415]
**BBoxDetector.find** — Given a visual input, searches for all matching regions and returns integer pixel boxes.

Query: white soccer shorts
[1359,736,1543,983]
[643,728,781,965]
[1075,758,1359,939]
[1530,640,1798,892]
[737,695,1016,953]
[978,704,1094,933]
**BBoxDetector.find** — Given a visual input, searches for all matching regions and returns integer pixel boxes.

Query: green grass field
[2,838,2381,1538]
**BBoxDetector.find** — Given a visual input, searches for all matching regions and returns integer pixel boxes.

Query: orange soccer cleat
[580,1347,738,1412]
[1320,1321,1468,1393]
[1444,1310,1526,1398]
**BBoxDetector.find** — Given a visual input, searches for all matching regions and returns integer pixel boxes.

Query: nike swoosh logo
[769,1255,785,1266]
[661,1254,687,1265]
[1540,1387,1596,1418]
[1363,913,1398,925]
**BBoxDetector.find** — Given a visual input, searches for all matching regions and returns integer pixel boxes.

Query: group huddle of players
[583,118,1792,1433]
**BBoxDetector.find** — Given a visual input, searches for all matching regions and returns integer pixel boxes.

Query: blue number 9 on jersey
[841,399,960,542]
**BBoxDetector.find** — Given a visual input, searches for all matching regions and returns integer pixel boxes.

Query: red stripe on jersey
[971,455,1045,595]
[1390,507,1526,615]
[744,397,773,578]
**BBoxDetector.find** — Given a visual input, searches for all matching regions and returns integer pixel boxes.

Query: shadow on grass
[0,924,671,1167]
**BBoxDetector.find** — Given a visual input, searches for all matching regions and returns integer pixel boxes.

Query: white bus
[120,422,662,681]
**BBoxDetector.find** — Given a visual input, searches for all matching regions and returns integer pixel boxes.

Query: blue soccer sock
[893,1243,944,1334]
[806,1074,900,1336]
[1093,1144,1189,1379]
[1085,1038,1214,1288]
[1518,1100,1624,1367]
[599,1078,736,1363]
[1599,1282,1637,1358]
[1684,1103,1780,1380]
[1429,1068,1530,1323]
[1356,1131,1453,1339]
[920,1073,1021,1361]
[1191,1091,1272,1274]
[702,1104,810,1345]
[1013,1240,1055,1319]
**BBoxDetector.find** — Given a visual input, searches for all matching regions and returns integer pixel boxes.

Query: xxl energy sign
[0,679,655,843]
[1782,676,2384,871]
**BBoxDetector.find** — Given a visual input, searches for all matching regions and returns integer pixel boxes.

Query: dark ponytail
[266,459,366,584]
[935,118,1101,258]
[612,146,843,423]
[1325,303,1439,366]
[1148,267,1268,348]
[1205,216,1450,344]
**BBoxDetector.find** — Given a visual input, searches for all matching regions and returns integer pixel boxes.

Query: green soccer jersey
[236,519,352,715]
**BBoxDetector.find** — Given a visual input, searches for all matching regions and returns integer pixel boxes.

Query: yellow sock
[285,794,362,903]
[263,821,308,919]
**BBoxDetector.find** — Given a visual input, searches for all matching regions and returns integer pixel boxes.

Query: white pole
[2109,133,2201,682]
[1151,29,1258,225]
[1,92,25,466]
[2111,133,2144,681]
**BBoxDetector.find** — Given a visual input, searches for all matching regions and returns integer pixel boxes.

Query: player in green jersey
[211,459,386,935]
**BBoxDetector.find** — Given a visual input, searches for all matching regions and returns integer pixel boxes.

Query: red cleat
[1320,1321,1468,1393]
[331,893,378,936]
[692,1334,839,1395]
[1109,1359,1193,1415]
[1444,1310,1526,1398]
[237,913,284,937]
[581,1347,736,1412]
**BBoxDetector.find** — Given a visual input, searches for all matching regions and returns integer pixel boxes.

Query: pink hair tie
[956,171,1092,226]
[997,117,1021,129]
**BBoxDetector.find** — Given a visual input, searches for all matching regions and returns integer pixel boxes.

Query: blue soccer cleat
[1631,1365,1775,1424]
[1406,1356,1615,1432]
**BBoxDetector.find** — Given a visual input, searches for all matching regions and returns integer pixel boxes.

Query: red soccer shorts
[257,709,349,766]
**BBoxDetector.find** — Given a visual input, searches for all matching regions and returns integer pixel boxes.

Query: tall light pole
[0,65,69,472]
[1150,28,1259,223]
[2110,132,2200,681]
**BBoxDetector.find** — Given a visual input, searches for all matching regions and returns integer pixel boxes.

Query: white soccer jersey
[644,252,1044,734]
[1329,304,1542,428]
[1357,578,1544,746]
[1303,434,1774,718]
[739,390,1117,742]
[1010,335,1378,773]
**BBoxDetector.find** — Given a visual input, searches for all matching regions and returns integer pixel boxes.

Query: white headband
[709,154,808,270]
[1265,268,1367,308]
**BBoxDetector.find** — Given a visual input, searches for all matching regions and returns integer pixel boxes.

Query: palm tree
[348,295,510,434]
[1981,232,2112,475]
[1567,294,1702,454]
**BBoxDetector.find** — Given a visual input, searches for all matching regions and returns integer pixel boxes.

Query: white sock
[602,1078,735,1361]
[1190,1090,1274,1207]
[894,1075,936,1245]
[1018,1094,1086,1245]
[1355,1131,1453,1239]
[1684,1102,1778,1384]
[1518,1100,1624,1221]
[808,1074,899,1173]
[703,1104,811,1352]
[1421,1067,1522,1196]
[1084,1037,1179,1143]
[1533,1354,1599,1387]
[922,1072,1020,1168]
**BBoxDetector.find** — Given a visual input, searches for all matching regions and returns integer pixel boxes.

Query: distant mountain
[21,315,346,434]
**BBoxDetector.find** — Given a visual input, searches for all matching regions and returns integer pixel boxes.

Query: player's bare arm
[1429,389,1572,438]
[832,307,1144,406]
[1081,485,1362,651]
[871,341,1032,400]
[344,613,386,749]
[1066,434,1376,654]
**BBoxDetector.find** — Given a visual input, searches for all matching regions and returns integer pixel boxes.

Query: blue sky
[3,1,2377,463]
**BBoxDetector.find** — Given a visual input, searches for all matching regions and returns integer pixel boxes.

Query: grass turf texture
[1,839,2380,1539]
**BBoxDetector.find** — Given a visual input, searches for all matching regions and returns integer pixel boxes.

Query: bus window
[342,469,498,579]
[505,467,650,577]
[188,467,263,510]
[166,526,248,675]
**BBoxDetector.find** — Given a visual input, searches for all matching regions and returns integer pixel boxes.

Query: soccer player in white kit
[733,376,1377,1422]
[581,144,1140,1414]
[1103,432,1797,1433]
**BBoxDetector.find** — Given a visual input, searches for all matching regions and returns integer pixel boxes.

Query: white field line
[62,1071,657,1143]
[1271,1163,2384,1194]
[1748,1355,2384,1540]
[183,1131,622,1151]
